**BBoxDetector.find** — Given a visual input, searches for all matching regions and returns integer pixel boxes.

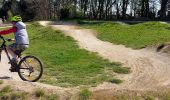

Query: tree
[121,0,129,19]
[160,0,168,19]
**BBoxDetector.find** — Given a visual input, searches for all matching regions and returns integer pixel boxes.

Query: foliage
[60,8,70,19]
[0,0,169,20]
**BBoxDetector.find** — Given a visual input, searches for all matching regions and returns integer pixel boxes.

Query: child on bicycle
[0,15,29,71]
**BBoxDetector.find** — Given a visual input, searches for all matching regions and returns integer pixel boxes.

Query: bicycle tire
[18,55,43,82]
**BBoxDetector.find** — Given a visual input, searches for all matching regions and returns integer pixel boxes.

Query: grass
[115,90,170,100]
[10,92,29,100]
[0,85,13,99]
[0,85,12,93]
[79,21,170,49]
[34,89,45,98]
[18,22,130,87]
[109,78,123,84]
[0,80,3,85]
[79,89,92,100]
[47,93,59,100]
[0,85,58,100]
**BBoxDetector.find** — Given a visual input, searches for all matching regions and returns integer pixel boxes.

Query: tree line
[0,0,170,21]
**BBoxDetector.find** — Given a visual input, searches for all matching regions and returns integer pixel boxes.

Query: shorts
[9,43,29,52]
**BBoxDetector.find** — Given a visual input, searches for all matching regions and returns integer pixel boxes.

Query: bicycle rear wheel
[18,56,43,82]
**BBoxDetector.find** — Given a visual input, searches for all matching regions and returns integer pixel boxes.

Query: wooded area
[0,0,170,21]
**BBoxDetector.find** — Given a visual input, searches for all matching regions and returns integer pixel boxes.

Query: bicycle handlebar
[0,35,5,42]
[0,35,3,39]
[0,35,12,44]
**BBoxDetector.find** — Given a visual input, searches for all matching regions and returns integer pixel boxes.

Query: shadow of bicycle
[0,76,12,79]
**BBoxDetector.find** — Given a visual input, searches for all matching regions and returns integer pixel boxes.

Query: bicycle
[0,35,43,82]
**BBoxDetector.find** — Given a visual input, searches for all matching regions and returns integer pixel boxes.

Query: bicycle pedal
[9,67,18,72]
[9,69,17,72]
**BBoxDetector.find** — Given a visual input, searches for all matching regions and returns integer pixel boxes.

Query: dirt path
[0,24,79,100]
[0,51,21,81]
[0,51,78,99]
[40,21,170,91]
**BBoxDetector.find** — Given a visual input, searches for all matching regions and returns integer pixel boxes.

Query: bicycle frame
[0,36,43,82]
[0,36,13,65]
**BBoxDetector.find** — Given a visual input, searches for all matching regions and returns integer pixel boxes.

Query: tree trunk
[160,0,168,19]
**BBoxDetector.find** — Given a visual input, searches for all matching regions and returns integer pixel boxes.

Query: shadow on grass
[77,20,146,25]
[123,21,145,25]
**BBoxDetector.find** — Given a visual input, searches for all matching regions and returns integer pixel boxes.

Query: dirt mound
[157,43,170,54]
[39,21,170,91]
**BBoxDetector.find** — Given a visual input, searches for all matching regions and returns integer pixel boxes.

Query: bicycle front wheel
[18,56,43,82]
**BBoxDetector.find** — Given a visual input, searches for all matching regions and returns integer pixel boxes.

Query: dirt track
[40,21,170,91]
[1,21,170,99]
[0,51,21,81]
[0,51,77,99]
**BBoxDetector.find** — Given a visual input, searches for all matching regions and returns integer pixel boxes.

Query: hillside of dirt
[39,21,170,91]
[0,21,170,100]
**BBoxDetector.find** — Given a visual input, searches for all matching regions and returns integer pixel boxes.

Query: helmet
[11,15,22,22]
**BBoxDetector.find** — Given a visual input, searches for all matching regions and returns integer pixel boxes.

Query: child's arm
[0,27,17,35]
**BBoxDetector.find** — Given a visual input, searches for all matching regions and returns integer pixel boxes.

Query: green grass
[10,92,29,100]
[47,93,59,100]
[21,22,130,87]
[115,90,170,100]
[0,86,12,93]
[34,89,45,98]
[79,21,170,49]
[109,78,123,84]
[0,80,3,85]
[79,89,92,100]
[0,85,13,99]
[0,85,57,100]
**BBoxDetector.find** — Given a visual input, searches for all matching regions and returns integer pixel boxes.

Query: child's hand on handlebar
[7,38,15,42]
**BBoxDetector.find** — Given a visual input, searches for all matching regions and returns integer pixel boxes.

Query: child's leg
[7,47,17,59]
[7,43,18,60]
[7,44,18,71]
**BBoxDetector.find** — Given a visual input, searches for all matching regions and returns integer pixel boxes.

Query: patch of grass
[47,93,59,100]
[34,89,45,98]
[80,21,170,49]
[0,85,12,93]
[79,89,92,100]
[145,96,154,100]
[0,85,12,99]
[109,78,123,84]
[115,90,170,100]
[0,80,3,85]
[1,94,9,100]
[112,66,130,74]
[21,22,130,87]
[11,92,28,100]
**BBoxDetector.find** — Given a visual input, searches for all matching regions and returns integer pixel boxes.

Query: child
[0,15,29,71]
